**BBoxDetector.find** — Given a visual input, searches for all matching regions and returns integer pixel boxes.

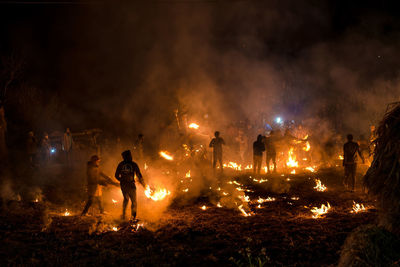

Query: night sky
[1,0,400,138]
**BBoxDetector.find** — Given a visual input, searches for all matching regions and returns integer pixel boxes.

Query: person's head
[214,131,220,138]
[66,128,70,134]
[257,134,263,142]
[347,134,353,141]
[122,150,132,162]
[90,155,100,166]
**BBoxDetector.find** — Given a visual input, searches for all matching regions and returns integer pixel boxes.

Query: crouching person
[115,150,146,221]
[81,155,118,216]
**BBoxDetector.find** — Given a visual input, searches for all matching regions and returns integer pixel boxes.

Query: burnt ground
[0,167,377,266]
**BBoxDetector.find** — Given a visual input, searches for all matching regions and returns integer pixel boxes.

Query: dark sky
[1,0,400,137]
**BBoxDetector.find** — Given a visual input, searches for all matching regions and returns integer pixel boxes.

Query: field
[0,166,376,266]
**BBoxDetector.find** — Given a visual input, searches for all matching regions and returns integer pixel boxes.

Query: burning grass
[0,168,377,266]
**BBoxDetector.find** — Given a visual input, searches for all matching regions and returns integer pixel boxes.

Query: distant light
[50,148,56,153]
[275,117,283,124]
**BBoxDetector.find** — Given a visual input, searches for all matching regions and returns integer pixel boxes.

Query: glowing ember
[305,166,315,172]
[224,162,242,171]
[253,178,268,183]
[188,122,199,129]
[159,151,173,161]
[338,155,344,160]
[257,197,276,203]
[314,179,327,192]
[182,188,189,192]
[244,165,252,170]
[351,201,367,213]
[311,203,331,218]
[290,170,296,174]
[34,198,39,202]
[112,226,118,231]
[185,170,191,178]
[286,178,291,181]
[303,141,311,152]
[144,163,148,170]
[217,202,222,208]
[238,205,251,217]
[201,205,207,210]
[286,147,299,168]
[222,192,229,196]
[112,199,118,203]
[63,209,70,216]
[257,204,262,208]
[291,197,299,200]
[144,185,171,201]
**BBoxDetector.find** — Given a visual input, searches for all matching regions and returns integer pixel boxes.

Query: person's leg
[272,154,277,172]
[81,195,93,215]
[212,153,217,169]
[129,188,137,220]
[96,196,104,214]
[344,165,349,189]
[253,155,257,174]
[266,154,271,173]
[350,164,357,191]
[121,186,129,219]
[257,156,262,174]
[218,154,223,172]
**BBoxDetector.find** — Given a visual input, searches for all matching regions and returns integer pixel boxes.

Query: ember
[188,122,199,129]
[314,179,327,192]
[159,151,173,161]
[351,201,367,213]
[63,209,70,216]
[144,185,171,201]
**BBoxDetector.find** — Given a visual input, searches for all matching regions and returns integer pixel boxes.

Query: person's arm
[357,144,365,163]
[209,139,214,148]
[101,172,119,186]
[115,163,122,181]
[134,164,146,187]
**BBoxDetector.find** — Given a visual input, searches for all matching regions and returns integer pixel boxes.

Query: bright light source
[50,148,56,153]
[275,117,282,124]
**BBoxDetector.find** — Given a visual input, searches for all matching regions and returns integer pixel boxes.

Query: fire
[185,170,191,178]
[63,209,70,216]
[201,205,207,210]
[305,166,315,172]
[34,198,39,202]
[311,203,331,218]
[286,147,299,168]
[217,202,222,208]
[159,151,173,161]
[224,162,242,171]
[144,185,171,201]
[238,205,251,217]
[245,165,253,170]
[257,197,275,203]
[188,122,199,129]
[290,170,296,174]
[112,226,118,231]
[112,199,118,203]
[239,195,250,202]
[313,179,327,192]
[338,155,344,160]
[351,201,367,213]
[182,188,189,192]
[144,163,148,170]
[303,141,311,152]
[252,178,268,183]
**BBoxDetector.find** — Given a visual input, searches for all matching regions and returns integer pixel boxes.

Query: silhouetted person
[265,130,278,173]
[253,134,265,175]
[40,132,51,164]
[26,131,37,165]
[62,128,73,165]
[82,155,118,216]
[343,134,364,192]
[209,131,225,171]
[115,150,145,220]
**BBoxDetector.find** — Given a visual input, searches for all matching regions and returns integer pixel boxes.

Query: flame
[245,165,253,170]
[63,209,70,216]
[112,199,118,203]
[338,155,344,160]
[303,141,311,152]
[291,196,299,200]
[305,166,315,172]
[112,226,118,231]
[311,203,331,218]
[144,185,171,201]
[188,123,199,129]
[252,178,268,183]
[257,204,262,208]
[238,205,251,217]
[217,202,222,208]
[314,179,327,192]
[144,163,148,170]
[351,201,367,213]
[201,205,207,210]
[182,188,189,192]
[239,195,250,202]
[34,198,39,202]
[286,147,299,168]
[185,170,191,178]
[290,170,296,174]
[159,151,173,161]
[224,162,242,171]
[257,197,275,203]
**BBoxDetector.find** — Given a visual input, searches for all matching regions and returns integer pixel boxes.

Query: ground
[0,166,377,266]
